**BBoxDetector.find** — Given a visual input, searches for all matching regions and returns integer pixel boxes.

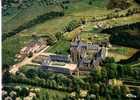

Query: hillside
[2,0,140,68]
[2,0,140,100]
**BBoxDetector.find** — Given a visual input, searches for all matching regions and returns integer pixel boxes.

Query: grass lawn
[24,0,111,35]
[108,45,138,62]
[65,0,111,16]
[21,16,77,35]
[47,40,70,55]
[80,31,110,42]
[2,35,32,66]
[45,88,69,100]
[3,2,62,33]
[3,0,112,36]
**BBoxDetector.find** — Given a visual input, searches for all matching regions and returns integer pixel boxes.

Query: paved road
[9,46,49,74]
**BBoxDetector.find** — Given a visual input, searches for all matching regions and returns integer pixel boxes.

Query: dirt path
[9,46,49,74]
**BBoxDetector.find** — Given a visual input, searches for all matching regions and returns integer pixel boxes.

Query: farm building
[42,55,77,75]
[19,38,46,56]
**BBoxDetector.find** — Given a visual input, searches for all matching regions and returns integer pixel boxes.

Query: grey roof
[48,55,70,62]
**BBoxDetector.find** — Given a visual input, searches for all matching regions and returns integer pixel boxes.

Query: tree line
[3,11,64,41]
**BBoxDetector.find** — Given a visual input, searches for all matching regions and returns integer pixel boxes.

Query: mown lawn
[47,40,70,55]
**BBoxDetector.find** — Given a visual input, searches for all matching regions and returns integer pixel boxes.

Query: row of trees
[3,86,30,99]
[3,56,140,99]
[3,11,64,41]
[2,86,50,100]
[64,20,81,32]
[3,68,74,92]
[2,0,70,11]
[107,0,132,10]
[91,7,140,23]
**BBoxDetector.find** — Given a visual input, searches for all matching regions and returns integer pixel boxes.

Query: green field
[3,2,63,33]
[80,31,110,42]
[47,40,70,55]
[3,0,110,35]
[108,45,139,61]
[25,0,111,35]
[2,0,140,67]
[2,35,32,66]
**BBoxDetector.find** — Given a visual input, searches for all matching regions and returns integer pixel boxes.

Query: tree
[2,69,12,83]
[107,0,132,10]
[9,91,17,100]
[117,64,124,78]
[104,57,115,64]
[80,18,86,25]
[88,0,92,5]
[25,69,37,78]
[136,87,140,98]
[120,85,130,97]
[135,0,140,4]
[112,86,121,99]
[28,52,33,58]
[20,87,29,97]
[64,20,80,32]
[99,83,106,96]
[55,32,63,40]
[105,63,118,79]
[93,83,100,94]
[90,67,101,82]
[45,33,57,45]
[101,68,108,81]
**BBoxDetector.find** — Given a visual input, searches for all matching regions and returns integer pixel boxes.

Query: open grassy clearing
[80,31,110,42]
[65,0,111,16]
[40,88,68,100]
[108,45,139,61]
[3,0,140,67]
[2,35,32,66]
[3,2,62,33]
[3,0,111,36]
[64,14,140,41]
[20,16,78,35]
[46,40,70,55]
[19,0,111,36]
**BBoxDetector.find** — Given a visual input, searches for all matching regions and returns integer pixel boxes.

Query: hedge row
[3,11,64,41]
[90,8,140,22]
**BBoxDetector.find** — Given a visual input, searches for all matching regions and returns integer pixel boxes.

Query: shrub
[64,20,80,32]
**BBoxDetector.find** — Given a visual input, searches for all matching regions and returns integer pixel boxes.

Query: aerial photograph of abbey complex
[2,0,140,99]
